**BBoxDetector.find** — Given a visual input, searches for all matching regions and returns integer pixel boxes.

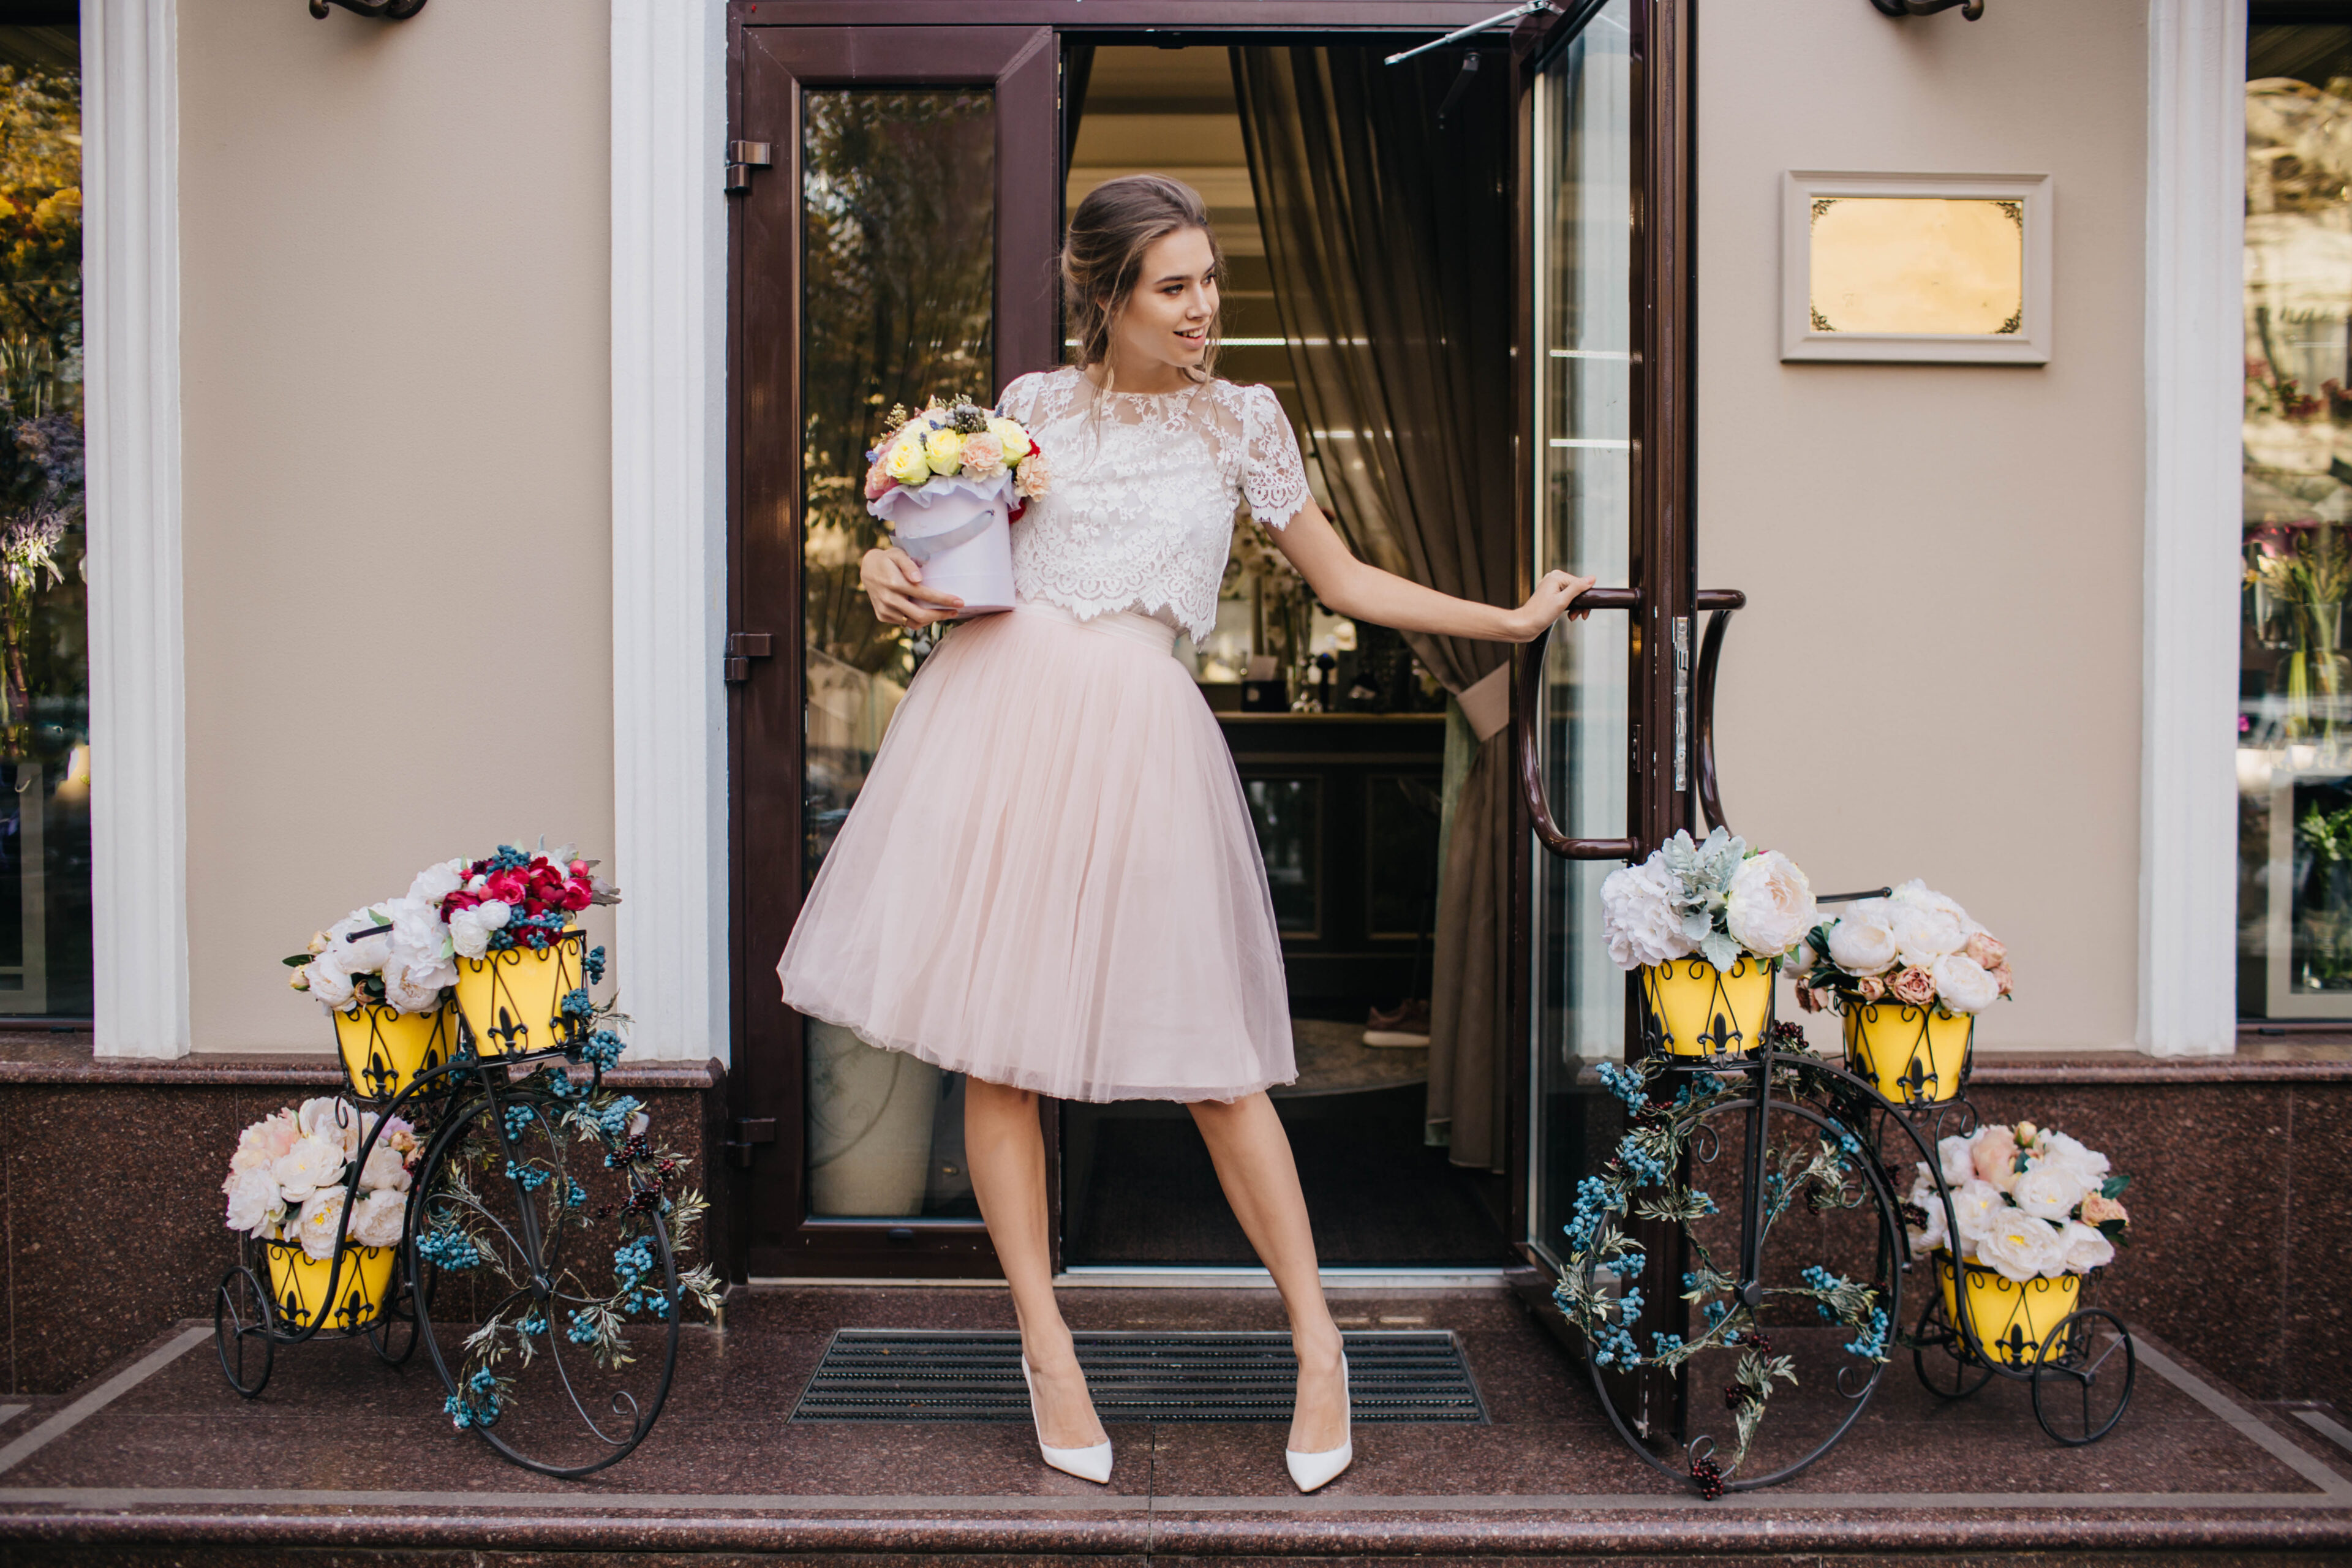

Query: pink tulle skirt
[776,600,1296,1102]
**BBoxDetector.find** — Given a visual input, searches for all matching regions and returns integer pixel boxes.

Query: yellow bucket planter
[1639,955,1774,1056]
[265,1238,397,1333]
[1934,1250,2080,1366]
[330,1000,454,1101]
[454,925,586,1057]
[1844,1001,1974,1104]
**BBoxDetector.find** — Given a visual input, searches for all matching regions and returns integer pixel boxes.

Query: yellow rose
[987,417,1034,462]
[923,428,965,475]
[884,436,931,485]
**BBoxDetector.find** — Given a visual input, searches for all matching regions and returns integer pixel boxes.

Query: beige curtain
[1231,44,1517,1169]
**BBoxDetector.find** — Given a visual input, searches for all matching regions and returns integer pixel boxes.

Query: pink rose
[1858,974,1886,1003]
[1888,965,1936,1008]
[1991,962,2013,997]
[1796,984,1823,1014]
[864,461,896,501]
[1014,448,1052,499]
[2079,1192,2128,1226]
[957,432,1005,480]
[1964,930,2006,968]
[1972,1126,2021,1189]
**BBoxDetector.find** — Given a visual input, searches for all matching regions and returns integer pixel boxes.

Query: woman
[778,173,1592,1493]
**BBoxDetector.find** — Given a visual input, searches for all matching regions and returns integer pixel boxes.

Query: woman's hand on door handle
[860,545,965,628]
[1504,570,1599,641]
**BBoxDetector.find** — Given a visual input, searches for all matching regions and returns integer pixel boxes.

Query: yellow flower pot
[1934,1249,2080,1366]
[1844,1001,1974,1104]
[265,1238,396,1333]
[453,925,584,1057]
[330,1000,454,1101]
[1639,956,1774,1056]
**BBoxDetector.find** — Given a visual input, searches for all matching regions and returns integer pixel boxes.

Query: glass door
[729,23,1059,1279]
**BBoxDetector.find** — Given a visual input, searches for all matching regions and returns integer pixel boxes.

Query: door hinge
[1672,616,1690,794]
[725,1117,777,1168]
[724,139,773,195]
[723,631,773,684]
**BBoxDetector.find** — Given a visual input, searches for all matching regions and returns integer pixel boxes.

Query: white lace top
[995,366,1311,644]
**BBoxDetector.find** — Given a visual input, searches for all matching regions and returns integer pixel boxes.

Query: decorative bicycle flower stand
[213,929,700,1477]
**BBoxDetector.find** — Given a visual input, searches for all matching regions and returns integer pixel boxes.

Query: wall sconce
[310,0,428,17]
[1870,0,1983,16]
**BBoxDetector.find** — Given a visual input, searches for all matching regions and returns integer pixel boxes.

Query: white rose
[1938,1133,1976,1188]
[2011,1164,2087,1221]
[359,1142,412,1194]
[1974,1209,2065,1283]
[348,1187,407,1249]
[2032,1131,2111,1190]
[1724,851,1816,959]
[407,858,467,907]
[303,949,356,1010]
[1946,1180,2006,1246]
[1904,1164,1949,1259]
[478,899,511,930]
[447,905,494,959]
[222,1166,281,1235]
[1600,854,1695,970]
[296,1187,349,1262]
[2057,1218,2116,1274]
[1929,952,2002,1014]
[273,1134,345,1203]
[1826,900,1900,976]
[1886,898,1967,967]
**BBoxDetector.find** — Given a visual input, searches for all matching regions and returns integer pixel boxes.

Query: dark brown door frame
[725,0,1696,1284]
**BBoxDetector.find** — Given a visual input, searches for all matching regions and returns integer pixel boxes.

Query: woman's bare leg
[1188,1092,1349,1453]
[964,1077,1106,1450]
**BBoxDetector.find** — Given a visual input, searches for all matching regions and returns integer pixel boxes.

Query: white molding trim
[85,0,186,1058]
[610,1,729,1064]
[2139,0,2244,1057]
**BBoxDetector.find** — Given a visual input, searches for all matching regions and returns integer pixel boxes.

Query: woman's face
[1106,225,1218,378]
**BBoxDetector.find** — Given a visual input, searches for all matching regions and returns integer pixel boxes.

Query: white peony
[359,1141,411,1194]
[299,1096,361,1158]
[222,1166,282,1236]
[380,959,445,1014]
[303,949,356,1010]
[2057,1218,2116,1274]
[1725,851,1816,959]
[1974,1208,2065,1283]
[273,1134,345,1202]
[349,1187,406,1249]
[407,858,467,907]
[1886,898,1968,967]
[1600,855,1695,970]
[2011,1164,2088,1221]
[2032,1130,2111,1191]
[1904,1164,1949,1259]
[1891,878,1979,934]
[1946,1179,2006,1246]
[296,1187,348,1262]
[330,908,396,977]
[1929,952,2002,1014]
[383,895,457,1002]
[1937,1133,1976,1187]
[1826,899,1901,976]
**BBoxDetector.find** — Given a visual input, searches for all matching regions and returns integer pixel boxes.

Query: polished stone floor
[0,1283,2345,1562]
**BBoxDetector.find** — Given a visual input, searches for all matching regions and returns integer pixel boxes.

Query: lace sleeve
[1242,384,1310,530]
[996,370,1042,424]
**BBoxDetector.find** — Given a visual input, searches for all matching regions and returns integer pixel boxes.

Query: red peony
[559,883,592,913]
[484,870,529,903]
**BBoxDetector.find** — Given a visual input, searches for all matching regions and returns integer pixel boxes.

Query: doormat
[790,1329,1488,1423]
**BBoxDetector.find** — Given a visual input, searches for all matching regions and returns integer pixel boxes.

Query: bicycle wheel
[2031,1306,2135,1446]
[214,1265,275,1398]
[412,1068,680,1477]
[1909,1291,1994,1400]
[1585,1088,1905,1494]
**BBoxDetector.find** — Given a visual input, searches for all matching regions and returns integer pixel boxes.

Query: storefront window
[0,24,85,1022]
[2241,25,2352,1019]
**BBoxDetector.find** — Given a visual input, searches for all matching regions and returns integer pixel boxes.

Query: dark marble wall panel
[2284,1082,2352,1411]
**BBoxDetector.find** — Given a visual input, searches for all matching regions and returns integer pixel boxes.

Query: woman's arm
[1270,497,1595,643]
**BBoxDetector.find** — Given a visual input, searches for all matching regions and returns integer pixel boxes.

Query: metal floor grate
[790,1329,1487,1424]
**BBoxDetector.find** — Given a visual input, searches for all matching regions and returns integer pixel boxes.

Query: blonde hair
[1061,173,1224,389]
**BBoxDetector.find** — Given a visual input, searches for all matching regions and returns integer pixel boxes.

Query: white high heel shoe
[1019,1354,1113,1485]
[1285,1351,1353,1493]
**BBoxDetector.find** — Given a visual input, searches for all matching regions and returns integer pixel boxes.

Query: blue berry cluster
[1845,1307,1889,1360]
[584,944,608,985]
[502,1102,536,1139]
[565,1177,589,1210]
[592,1094,644,1142]
[417,1225,482,1271]
[1616,1135,1668,1187]
[1596,1060,1648,1112]
[578,1027,625,1071]
[560,987,593,1022]
[567,1308,600,1346]
[1703,1300,1728,1330]
[487,845,532,872]
[520,1312,548,1337]
[505,1158,551,1193]
[538,1065,576,1098]
[443,1368,505,1430]
[612,1237,665,1314]
[1800,1264,1850,1321]
[1651,1332,1684,1360]
[1565,1174,1616,1252]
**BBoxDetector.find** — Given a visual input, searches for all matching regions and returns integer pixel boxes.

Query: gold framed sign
[1781,172,2051,364]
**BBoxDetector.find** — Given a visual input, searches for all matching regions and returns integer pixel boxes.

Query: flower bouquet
[1600,828,1817,1055]
[863,396,1050,616]
[221,1096,420,1332]
[1785,880,2011,1104]
[284,861,468,1100]
[1905,1119,2129,1364]
[434,842,620,1060]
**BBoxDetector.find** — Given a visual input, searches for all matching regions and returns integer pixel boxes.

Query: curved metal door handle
[1517,586,1640,861]
[1692,588,1745,835]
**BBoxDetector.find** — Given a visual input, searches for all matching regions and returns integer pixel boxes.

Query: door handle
[1517,586,1641,861]
[1516,586,1746,860]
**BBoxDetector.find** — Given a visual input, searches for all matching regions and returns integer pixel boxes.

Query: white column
[2139,0,2245,1057]
[610,0,728,1063]
[85,0,186,1058]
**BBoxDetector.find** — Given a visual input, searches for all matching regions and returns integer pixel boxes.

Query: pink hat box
[872,472,1017,617]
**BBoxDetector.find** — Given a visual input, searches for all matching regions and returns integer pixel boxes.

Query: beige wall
[1698,0,2149,1051]
[179,2,614,1051]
